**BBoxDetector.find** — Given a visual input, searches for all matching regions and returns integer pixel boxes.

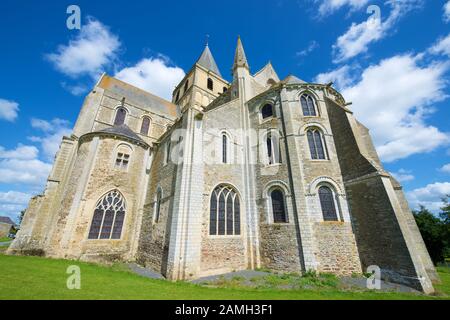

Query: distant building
[0,216,15,238]
[9,37,437,293]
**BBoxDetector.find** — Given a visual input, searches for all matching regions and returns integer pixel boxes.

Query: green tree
[439,196,450,259]
[413,205,447,264]
[440,195,450,223]
[18,210,26,225]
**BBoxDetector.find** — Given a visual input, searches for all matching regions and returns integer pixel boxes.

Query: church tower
[171,43,229,112]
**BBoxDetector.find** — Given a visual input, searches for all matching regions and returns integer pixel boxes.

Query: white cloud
[0,191,32,205]
[0,158,52,185]
[0,191,32,222]
[0,144,39,160]
[115,57,185,101]
[0,98,19,122]
[391,169,415,183]
[0,204,26,222]
[314,65,355,90]
[429,33,450,57]
[296,41,319,57]
[341,54,450,162]
[29,118,72,160]
[61,82,88,96]
[46,18,120,79]
[440,163,450,174]
[444,1,450,23]
[332,0,424,63]
[316,0,369,17]
[0,119,71,220]
[407,182,450,212]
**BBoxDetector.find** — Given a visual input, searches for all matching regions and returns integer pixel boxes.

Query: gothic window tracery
[88,190,126,240]
[210,185,240,236]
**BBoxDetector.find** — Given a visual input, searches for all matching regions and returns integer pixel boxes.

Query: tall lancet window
[88,190,126,240]
[319,186,338,221]
[307,129,327,160]
[154,188,162,223]
[164,140,171,165]
[209,185,240,236]
[261,104,274,120]
[222,134,228,164]
[114,107,127,125]
[207,78,214,90]
[266,131,281,165]
[301,94,317,116]
[140,116,151,135]
[271,189,288,223]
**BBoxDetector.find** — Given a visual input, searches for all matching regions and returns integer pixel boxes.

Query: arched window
[210,185,240,236]
[261,104,274,120]
[307,128,327,160]
[88,190,126,240]
[114,144,132,170]
[222,134,228,164]
[175,91,180,103]
[266,131,281,165]
[207,78,214,90]
[164,140,171,165]
[140,117,151,135]
[223,87,228,93]
[301,94,317,116]
[114,107,127,125]
[154,189,162,223]
[184,80,189,93]
[271,189,288,223]
[319,186,338,221]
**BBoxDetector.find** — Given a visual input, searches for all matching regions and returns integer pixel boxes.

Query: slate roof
[97,124,148,146]
[97,75,180,119]
[233,37,250,71]
[282,75,307,84]
[0,216,15,225]
[197,45,222,77]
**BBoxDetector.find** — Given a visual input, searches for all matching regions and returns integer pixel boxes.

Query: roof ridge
[197,45,222,77]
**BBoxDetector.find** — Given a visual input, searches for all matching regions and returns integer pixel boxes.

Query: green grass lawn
[0,237,11,243]
[0,254,449,300]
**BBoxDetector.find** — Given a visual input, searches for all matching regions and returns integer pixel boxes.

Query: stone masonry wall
[326,97,434,291]
[259,224,303,272]
[200,99,248,274]
[313,222,362,275]
[137,127,180,275]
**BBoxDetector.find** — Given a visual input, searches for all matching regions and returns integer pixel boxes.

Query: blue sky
[0,0,449,221]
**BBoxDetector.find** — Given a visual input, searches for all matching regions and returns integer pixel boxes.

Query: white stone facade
[9,39,438,293]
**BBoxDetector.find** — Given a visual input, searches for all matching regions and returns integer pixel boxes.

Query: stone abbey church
[9,38,438,293]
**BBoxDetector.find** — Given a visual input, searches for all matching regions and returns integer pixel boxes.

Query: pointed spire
[233,36,249,71]
[196,43,222,77]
